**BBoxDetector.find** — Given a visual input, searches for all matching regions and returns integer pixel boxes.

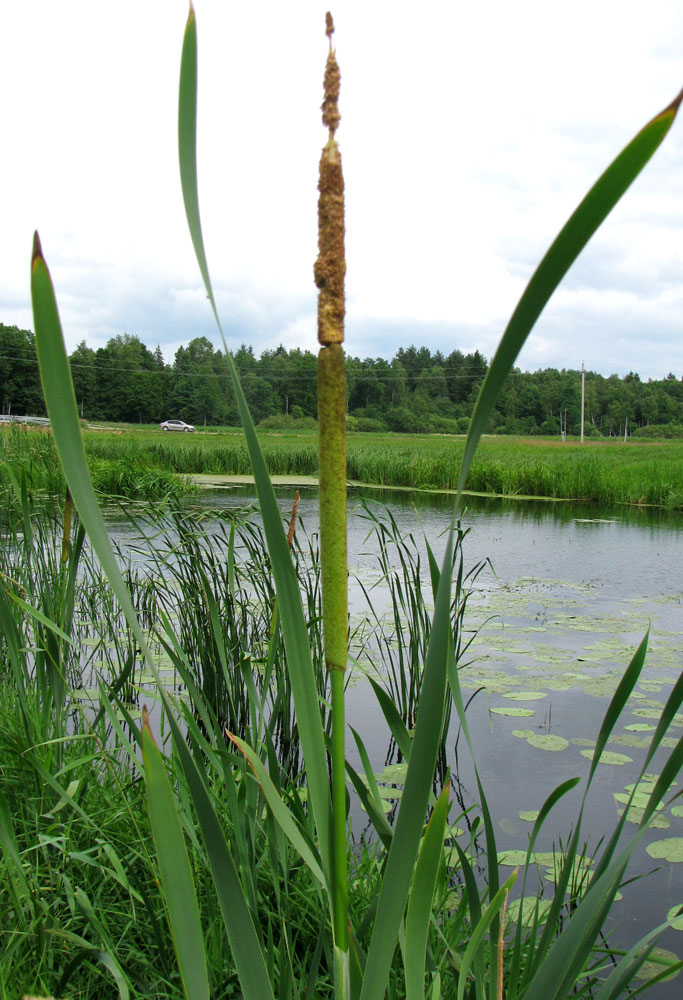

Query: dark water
[109,486,683,989]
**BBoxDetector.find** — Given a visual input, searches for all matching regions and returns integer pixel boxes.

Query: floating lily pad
[71,688,99,701]
[444,846,473,869]
[646,839,683,863]
[543,857,592,885]
[360,798,392,815]
[497,850,529,866]
[618,807,670,829]
[614,791,663,811]
[527,734,569,752]
[503,691,548,701]
[671,806,683,819]
[634,947,680,983]
[376,763,407,784]
[609,734,650,749]
[376,785,403,801]
[581,750,632,766]
[506,897,552,926]
[519,810,540,823]
[624,723,655,732]
[667,906,683,931]
[533,851,579,867]
[512,729,535,739]
[499,818,519,835]
[491,707,536,717]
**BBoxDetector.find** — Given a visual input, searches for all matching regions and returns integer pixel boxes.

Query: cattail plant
[315,13,349,992]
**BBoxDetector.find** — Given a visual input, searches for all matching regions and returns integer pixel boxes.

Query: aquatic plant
[23,7,683,1000]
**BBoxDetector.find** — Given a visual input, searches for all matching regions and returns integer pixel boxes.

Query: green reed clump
[89,457,197,500]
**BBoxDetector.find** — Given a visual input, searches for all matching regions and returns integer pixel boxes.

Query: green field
[3,423,682,508]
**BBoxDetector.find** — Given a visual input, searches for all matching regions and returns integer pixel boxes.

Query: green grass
[85,427,683,509]
[5,424,681,510]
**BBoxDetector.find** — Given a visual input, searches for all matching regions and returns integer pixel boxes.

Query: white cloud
[2,0,682,379]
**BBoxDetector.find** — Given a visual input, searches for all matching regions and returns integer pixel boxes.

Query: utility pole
[580,362,585,444]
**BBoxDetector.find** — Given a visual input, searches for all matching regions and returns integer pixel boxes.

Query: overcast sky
[2,1,682,379]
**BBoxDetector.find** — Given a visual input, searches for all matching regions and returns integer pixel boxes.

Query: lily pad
[512,729,535,739]
[527,734,569,752]
[506,897,552,926]
[667,906,683,931]
[503,691,548,701]
[671,805,683,819]
[71,688,99,701]
[614,791,663,811]
[618,807,670,829]
[634,947,680,983]
[519,810,540,823]
[491,707,536,717]
[581,750,632,766]
[543,857,593,885]
[497,850,529,867]
[624,723,655,732]
[499,818,519,835]
[646,838,683,863]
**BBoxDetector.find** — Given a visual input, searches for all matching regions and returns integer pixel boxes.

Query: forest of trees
[1,322,682,437]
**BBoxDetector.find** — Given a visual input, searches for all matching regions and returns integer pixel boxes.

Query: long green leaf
[163,709,275,1000]
[178,4,332,886]
[361,534,455,999]
[230,734,327,889]
[404,785,450,1000]
[456,869,518,1000]
[587,630,648,785]
[141,709,210,1000]
[31,235,152,667]
[457,88,683,502]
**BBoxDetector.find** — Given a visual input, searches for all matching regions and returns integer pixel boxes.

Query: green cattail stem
[315,12,349,973]
[319,343,348,952]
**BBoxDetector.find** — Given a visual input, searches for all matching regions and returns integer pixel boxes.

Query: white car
[159,419,195,433]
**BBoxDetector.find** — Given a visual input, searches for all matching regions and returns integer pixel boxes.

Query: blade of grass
[456,869,518,1000]
[404,785,450,1000]
[457,88,683,503]
[360,533,455,999]
[141,707,210,1000]
[230,733,326,889]
[178,6,332,887]
[162,708,275,1000]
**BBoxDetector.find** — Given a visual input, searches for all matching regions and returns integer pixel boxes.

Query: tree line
[1,323,682,436]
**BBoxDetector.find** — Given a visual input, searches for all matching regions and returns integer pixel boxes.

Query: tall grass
[73,428,683,509]
[13,7,683,1000]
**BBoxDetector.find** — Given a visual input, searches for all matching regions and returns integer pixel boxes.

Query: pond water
[108,484,683,988]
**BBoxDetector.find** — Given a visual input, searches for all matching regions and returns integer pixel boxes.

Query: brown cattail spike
[315,12,345,346]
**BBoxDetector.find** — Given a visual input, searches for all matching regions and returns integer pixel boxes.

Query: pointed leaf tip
[142,704,154,740]
[651,85,683,127]
[32,231,43,266]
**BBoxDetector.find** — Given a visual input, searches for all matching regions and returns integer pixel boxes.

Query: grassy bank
[82,427,683,509]
[4,424,681,509]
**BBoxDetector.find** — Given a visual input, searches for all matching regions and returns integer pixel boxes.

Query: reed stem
[315,11,349,976]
